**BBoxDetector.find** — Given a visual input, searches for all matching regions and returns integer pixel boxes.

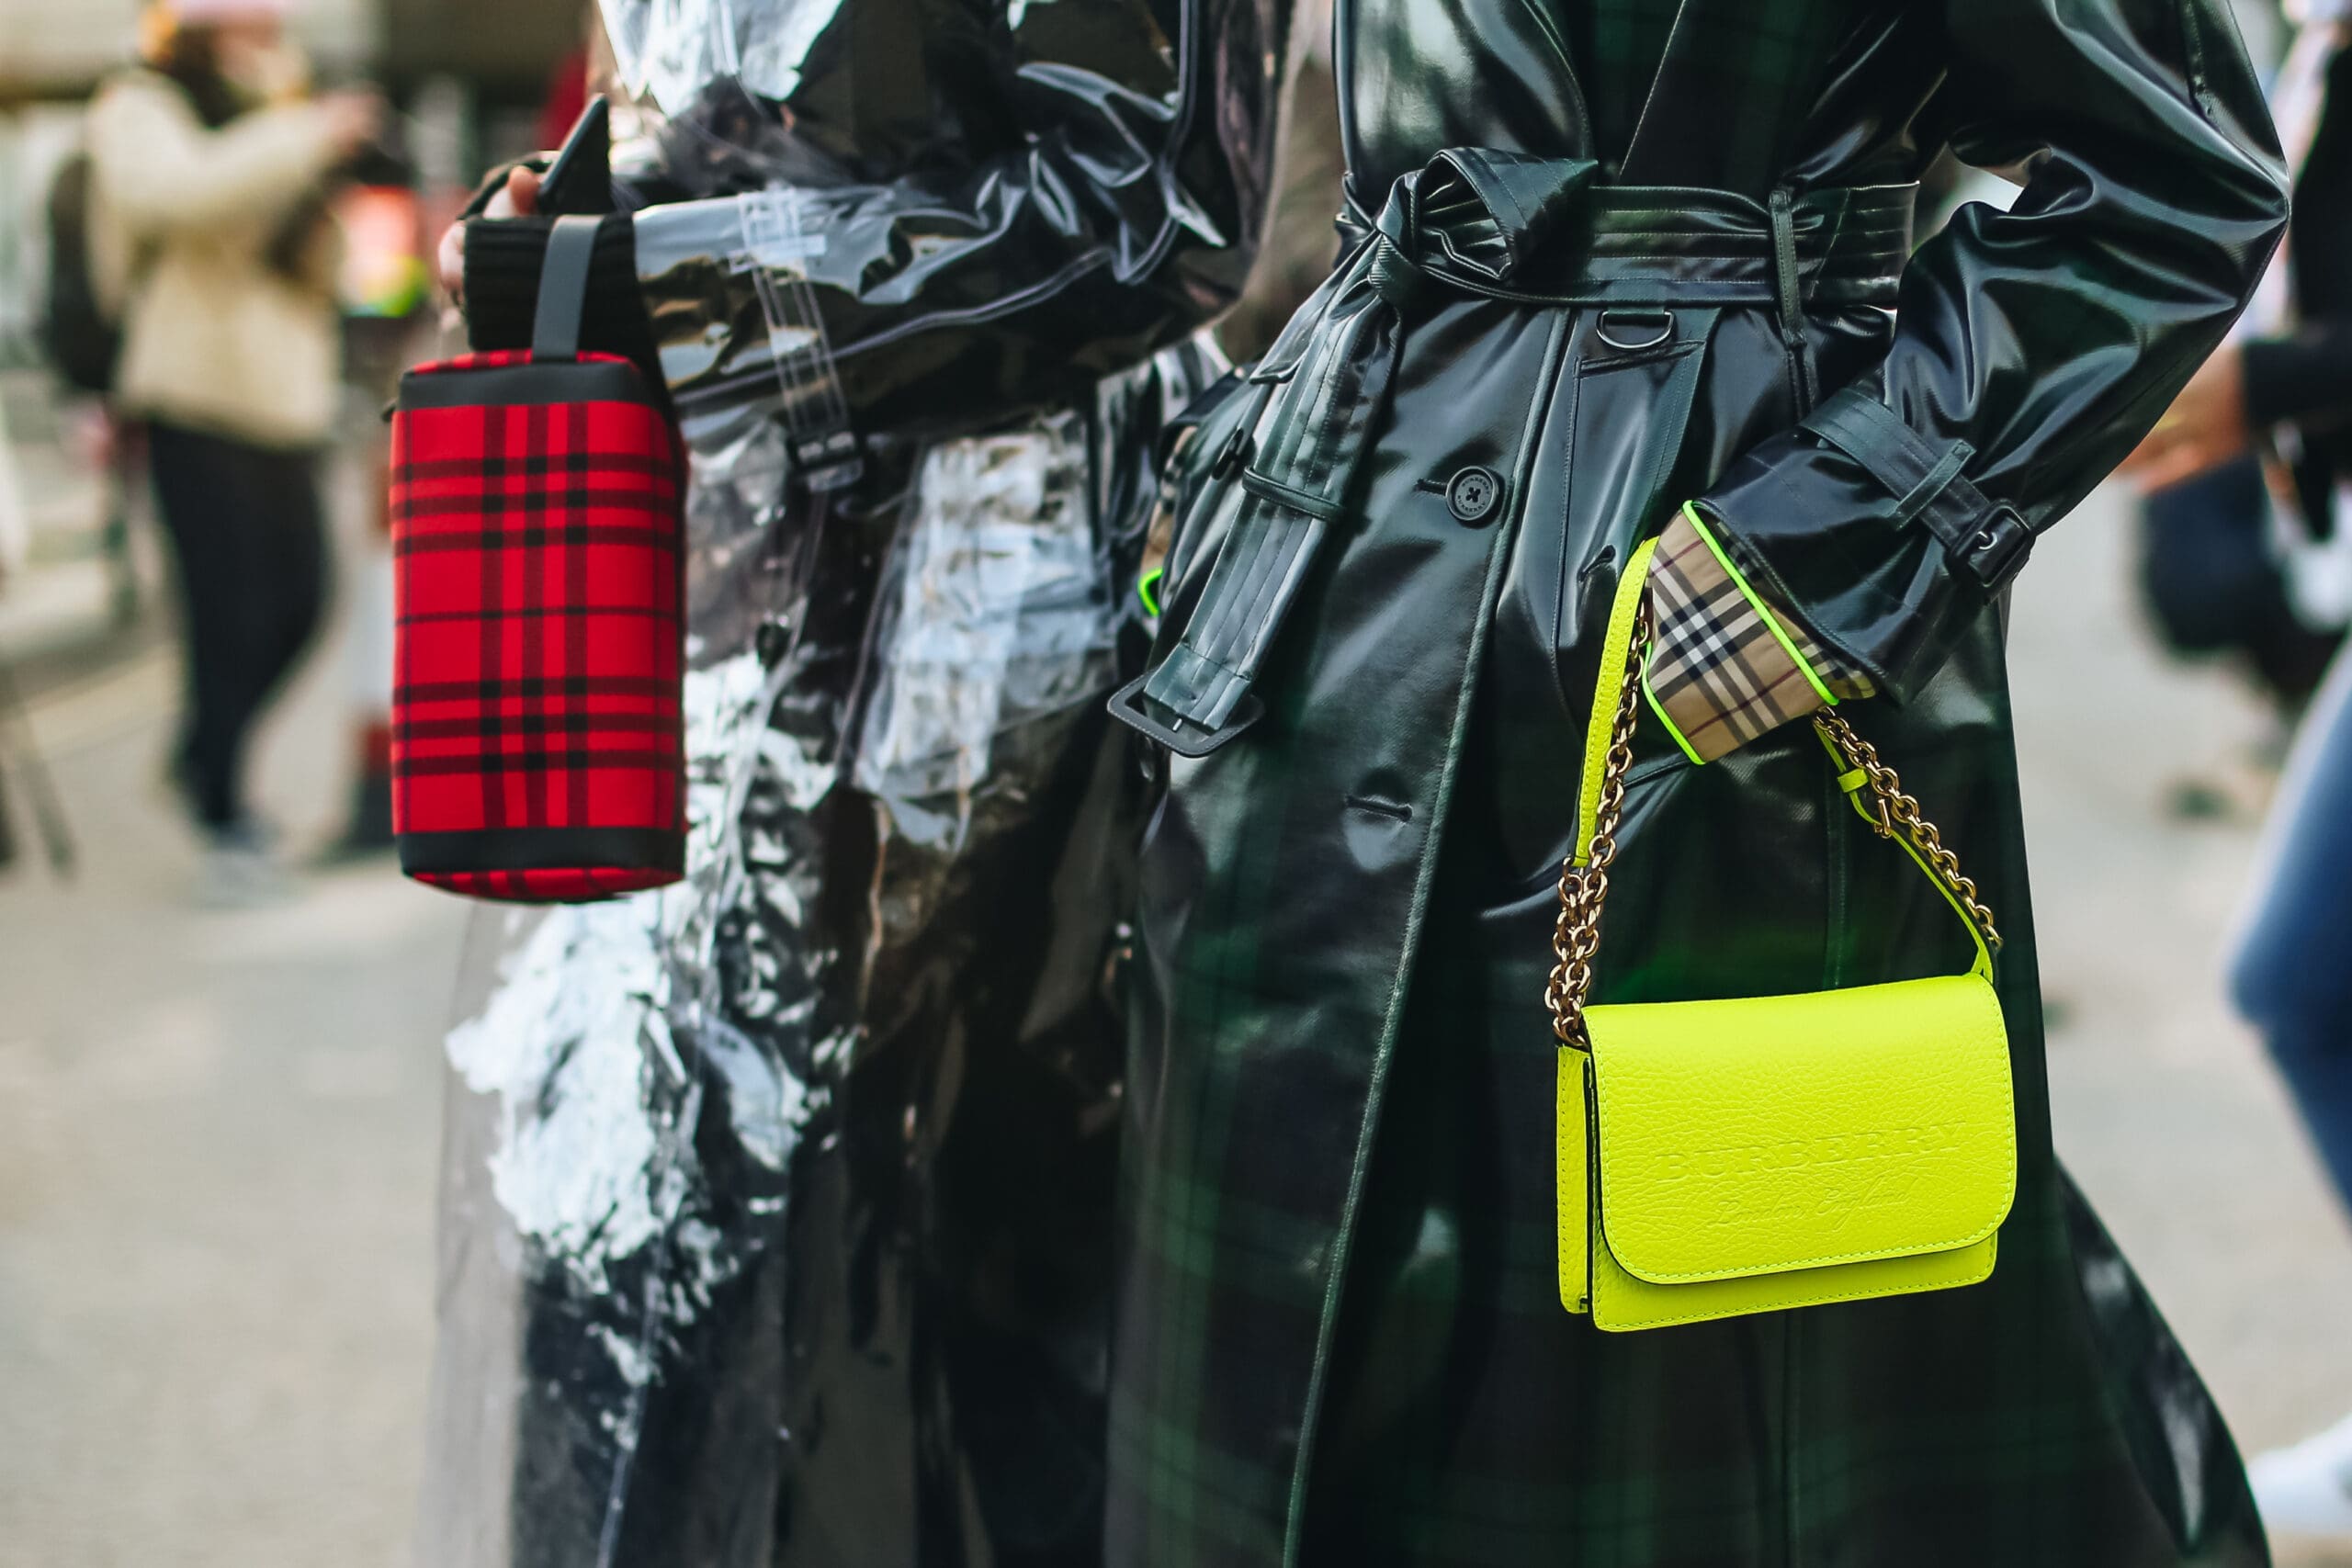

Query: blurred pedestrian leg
[146,421,324,871]
[2232,647,2352,1198]
[2231,640,2352,1537]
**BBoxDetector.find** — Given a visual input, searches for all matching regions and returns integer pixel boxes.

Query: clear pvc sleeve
[420,342,1223,1568]
[419,0,1287,1557]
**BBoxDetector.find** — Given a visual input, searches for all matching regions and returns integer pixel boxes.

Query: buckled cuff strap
[1798,388,2033,591]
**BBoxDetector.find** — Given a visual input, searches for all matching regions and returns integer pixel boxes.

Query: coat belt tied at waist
[1113,151,1918,755]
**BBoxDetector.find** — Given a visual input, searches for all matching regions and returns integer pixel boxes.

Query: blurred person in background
[2118,2,2352,1541]
[85,0,381,904]
[2122,2,2352,770]
[2232,601,2352,1544]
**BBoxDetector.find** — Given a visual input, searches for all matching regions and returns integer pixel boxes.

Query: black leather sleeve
[1695,0,2289,704]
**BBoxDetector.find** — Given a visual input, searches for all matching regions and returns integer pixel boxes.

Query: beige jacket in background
[86,72,345,451]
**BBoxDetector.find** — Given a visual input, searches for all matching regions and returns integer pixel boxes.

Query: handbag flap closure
[1584,973,2015,1285]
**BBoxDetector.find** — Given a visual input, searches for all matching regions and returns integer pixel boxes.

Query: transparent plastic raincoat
[416,0,1293,1561]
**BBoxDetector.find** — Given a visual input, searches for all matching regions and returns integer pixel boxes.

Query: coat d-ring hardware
[1596,309,1676,352]
[1446,466,1505,525]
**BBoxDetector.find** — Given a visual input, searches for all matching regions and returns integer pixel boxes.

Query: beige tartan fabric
[1645,508,1874,762]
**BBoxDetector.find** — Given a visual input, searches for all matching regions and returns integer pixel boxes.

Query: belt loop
[1769,186,1818,410]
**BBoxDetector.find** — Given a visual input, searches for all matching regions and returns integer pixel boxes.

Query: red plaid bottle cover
[389,217,687,903]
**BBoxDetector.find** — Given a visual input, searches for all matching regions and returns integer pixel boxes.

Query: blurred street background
[0,0,583,1560]
[5,0,2352,1564]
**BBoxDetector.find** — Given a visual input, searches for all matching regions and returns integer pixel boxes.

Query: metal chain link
[1547,605,1651,1045]
[1810,710,2002,952]
[1546,604,2000,1049]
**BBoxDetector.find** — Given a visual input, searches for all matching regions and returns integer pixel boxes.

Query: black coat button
[1446,466,1503,525]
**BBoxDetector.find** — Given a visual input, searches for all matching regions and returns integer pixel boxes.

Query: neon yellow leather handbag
[1553,535,2017,1332]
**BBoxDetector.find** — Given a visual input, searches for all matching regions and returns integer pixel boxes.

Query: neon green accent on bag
[1575,535,1664,870]
[1555,524,2015,1332]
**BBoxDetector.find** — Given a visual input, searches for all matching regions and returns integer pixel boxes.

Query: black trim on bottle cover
[396,359,663,412]
[399,825,685,877]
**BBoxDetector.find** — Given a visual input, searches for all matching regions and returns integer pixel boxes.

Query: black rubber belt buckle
[1107,673,1264,758]
[1952,503,2032,591]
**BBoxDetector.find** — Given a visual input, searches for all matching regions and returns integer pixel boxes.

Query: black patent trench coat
[1114,1,2290,1563]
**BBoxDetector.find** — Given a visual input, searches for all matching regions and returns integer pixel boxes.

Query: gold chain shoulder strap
[1545,603,2001,1047]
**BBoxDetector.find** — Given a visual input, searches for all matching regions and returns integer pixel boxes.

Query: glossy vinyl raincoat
[417,0,1295,1562]
[1115,0,2290,1563]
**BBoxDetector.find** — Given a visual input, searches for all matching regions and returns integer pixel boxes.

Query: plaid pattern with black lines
[1645,508,1872,763]
[390,350,686,903]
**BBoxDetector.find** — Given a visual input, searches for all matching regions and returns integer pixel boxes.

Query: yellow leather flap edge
[1586,972,2015,1285]
[1590,1231,1998,1332]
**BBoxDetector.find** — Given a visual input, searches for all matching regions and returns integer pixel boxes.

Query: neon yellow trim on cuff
[1641,664,1707,767]
[1678,501,1838,710]
[1137,567,1165,618]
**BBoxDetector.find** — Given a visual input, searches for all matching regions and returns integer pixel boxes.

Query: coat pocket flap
[1585,973,2015,1286]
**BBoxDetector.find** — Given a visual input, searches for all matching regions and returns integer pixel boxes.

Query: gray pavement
[0,446,468,1564]
[0,472,2349,1563]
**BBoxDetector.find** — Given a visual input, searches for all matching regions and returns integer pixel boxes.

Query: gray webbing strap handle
[532,215,605,362]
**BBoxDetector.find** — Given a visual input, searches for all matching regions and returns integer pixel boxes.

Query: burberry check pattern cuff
[1644,503,1874,763]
